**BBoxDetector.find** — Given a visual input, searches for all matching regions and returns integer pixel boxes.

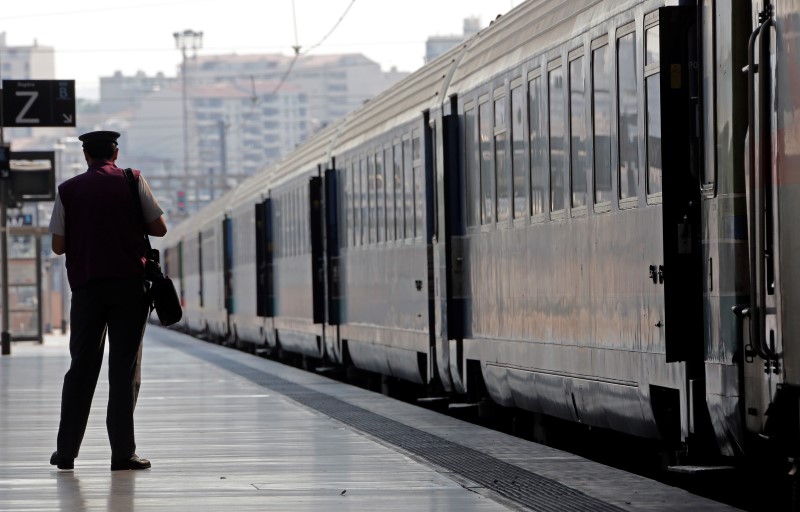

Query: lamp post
[173,29,203,213]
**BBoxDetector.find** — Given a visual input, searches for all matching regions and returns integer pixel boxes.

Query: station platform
[0,327,741,511]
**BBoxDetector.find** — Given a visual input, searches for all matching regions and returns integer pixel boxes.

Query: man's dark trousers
[56,278,150,460]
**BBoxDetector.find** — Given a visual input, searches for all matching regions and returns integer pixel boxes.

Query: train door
[324,165,342,362]
[423,109,445,389]
[197,230,204,309]
[654,7,704,364]
[431,98,466,393]
[309,175,325,325]
[769,1,800,386]
[743,1,800,456]
[222,216,234,322]
[255,198,274,318]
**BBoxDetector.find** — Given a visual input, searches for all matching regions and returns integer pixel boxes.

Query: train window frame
[528,67,547,224]
[568,47,589,217]
[494,85,510,227]
[384,143,395,243]
[374,147,385,244]
[548,57,567,219]
[412,129,423,241]
[591,36,613,214]
[478,94,495,229]
[345,159,353,248]
[352,157,360,248]
[644,17,663,204]
[616,23,640,211]
[510,76,529,225]
[360,154,368,246]
[367,151,376,244]
[402,134,414,241]
[353,156,362,247]
[392,138,404,244]
[463,100,480,230]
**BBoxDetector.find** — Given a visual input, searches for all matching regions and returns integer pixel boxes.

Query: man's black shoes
[50,451,74,470]
[51,451,150,470]
[111,454,151,471]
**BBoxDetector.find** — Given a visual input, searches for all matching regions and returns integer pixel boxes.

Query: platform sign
[1,80,76,127]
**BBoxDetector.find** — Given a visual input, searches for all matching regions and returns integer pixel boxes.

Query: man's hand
[52,234,66,255]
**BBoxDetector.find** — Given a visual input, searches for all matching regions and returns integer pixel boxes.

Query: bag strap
[123,168,152,251]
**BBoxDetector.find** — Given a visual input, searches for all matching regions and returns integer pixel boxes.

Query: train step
[667,465,737,474]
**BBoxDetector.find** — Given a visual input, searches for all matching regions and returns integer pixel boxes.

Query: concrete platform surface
[0,327,741,511]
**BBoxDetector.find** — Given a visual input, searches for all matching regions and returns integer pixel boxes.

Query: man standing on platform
[48,130,167,471]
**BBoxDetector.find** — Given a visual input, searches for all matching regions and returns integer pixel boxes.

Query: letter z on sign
[1,80,76,127]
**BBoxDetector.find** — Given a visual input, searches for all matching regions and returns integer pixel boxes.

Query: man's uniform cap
[78,131,120,145]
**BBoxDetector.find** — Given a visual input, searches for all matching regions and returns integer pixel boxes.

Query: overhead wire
[270,0,357,94]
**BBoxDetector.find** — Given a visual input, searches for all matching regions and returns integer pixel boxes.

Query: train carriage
[327,52,457,383]
[159,0,800,488]
[430,0,702,442]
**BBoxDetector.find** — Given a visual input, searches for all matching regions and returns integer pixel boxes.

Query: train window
[278,196,284,258]
[404,137,414,238]
[353,159,361,246]
[290,191,296,256]
[348,161,355,247]
[510,84,527,219]
[592,44,612,204]
[645,24,662,195]
[528,73,546,216]
[367,153,376,244]
[384,146,395,242]
[413,132,423,238]
[646,24,660,67]
[360,156,368,245]
[549,64,565,212]
[494,91,509,223]
[393,142,403,241]
[464,104,479,227]
[479,99,494,224]
[294,188,300,256]
[375,150,385,243]
[293,189,298,256]
[284,192,290,257]
[569,55,588,208]
[617,30,639,202]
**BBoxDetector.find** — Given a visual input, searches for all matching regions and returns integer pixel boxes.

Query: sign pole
[0,91,9,356]
[0,179,9,356]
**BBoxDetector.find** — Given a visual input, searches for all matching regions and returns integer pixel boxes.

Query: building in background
[0,32,59,141]
[99,71,177,114]
[425,17,481,63]
[0,32,54,81]
[102,52,407,217]
[184,53,406,131]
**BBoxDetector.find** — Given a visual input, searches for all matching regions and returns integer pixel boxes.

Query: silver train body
[162,0,800,462]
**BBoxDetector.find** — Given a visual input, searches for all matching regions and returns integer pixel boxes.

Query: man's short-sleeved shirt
[49,173,163,237]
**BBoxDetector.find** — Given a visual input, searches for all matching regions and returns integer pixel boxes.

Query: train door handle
[649,265,665,284]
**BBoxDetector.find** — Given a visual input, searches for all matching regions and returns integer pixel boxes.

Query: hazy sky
[0,0,519,98]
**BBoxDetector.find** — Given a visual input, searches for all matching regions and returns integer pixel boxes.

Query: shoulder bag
[124,168,183,326]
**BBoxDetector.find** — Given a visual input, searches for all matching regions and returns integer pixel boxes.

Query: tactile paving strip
[181,342,625,512]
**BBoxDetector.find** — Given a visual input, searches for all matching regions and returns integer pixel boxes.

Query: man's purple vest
[58,162,148,289]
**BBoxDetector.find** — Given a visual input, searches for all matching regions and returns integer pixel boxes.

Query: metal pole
[0,55,10,354]
[1,180,10,356]
[35,222,42,343]
[180,45,189,207]
[174,29,203,214]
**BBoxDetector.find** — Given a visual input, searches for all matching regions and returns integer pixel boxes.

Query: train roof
[447,0,644,94]
[167,0,655,239]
